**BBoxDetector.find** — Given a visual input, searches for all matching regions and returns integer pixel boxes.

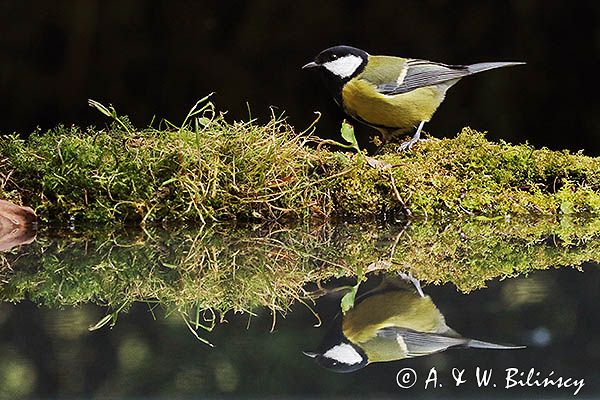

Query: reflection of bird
[304,275,524,373]
[303,46,524,149]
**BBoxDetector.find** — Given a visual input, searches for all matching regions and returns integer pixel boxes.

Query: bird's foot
[398,271,425,298]
[397,120,425,152]
[398,136,420,151]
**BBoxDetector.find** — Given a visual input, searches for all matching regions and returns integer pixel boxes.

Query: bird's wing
[377,327,467,357]
[374,59,469,95]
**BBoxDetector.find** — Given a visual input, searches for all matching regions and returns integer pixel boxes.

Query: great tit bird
[302,46,524,150]
[304,275,523,373]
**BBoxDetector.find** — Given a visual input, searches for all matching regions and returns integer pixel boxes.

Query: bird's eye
[331,54,337,60]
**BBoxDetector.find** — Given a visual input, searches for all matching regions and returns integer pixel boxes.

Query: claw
[398,271,425,298]
[398,139,416,151]
[398,120,425,152]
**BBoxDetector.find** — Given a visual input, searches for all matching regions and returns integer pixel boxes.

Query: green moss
[377,130,600,217]
[1,99,600,223]
[333,166,382,215]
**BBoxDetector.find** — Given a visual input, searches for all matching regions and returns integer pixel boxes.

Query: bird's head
[302,45,368,82]
[303,340,368,373]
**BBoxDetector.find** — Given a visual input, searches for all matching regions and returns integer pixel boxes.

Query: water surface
[0,218,598,399]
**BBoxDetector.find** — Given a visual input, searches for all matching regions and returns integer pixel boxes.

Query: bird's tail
[467,338,526,350]
[467,61,526,75]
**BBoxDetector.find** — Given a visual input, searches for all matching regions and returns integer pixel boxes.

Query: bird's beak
[302,61,318,70]
[302,351,319,358]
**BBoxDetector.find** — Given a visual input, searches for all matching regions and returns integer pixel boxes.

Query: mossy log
[1,101,599,224]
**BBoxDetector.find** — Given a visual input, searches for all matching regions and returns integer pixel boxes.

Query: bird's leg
[398,271,425,298]
[379,131,389,146]
[398,120,426,151]
[372,145,384,156]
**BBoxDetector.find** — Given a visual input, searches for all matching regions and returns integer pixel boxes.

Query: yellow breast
[341,290,448,363]
[341,78,445,133]
[342,291,446,344]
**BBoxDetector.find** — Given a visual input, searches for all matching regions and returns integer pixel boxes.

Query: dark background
[1,0,599,153]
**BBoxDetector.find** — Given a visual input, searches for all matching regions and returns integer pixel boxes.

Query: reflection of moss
[1,217,599,321]
[1,99,600,223]
[393,216,600,291]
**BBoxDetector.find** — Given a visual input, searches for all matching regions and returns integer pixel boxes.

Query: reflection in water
[0,222,597,398]
[2,216,599,318]
[0,266,597,399]
[0,216,598,356]
[306,275,523,372]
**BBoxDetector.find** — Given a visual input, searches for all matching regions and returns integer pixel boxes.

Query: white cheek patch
[322,55,363,78]
[322,343,363,365]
